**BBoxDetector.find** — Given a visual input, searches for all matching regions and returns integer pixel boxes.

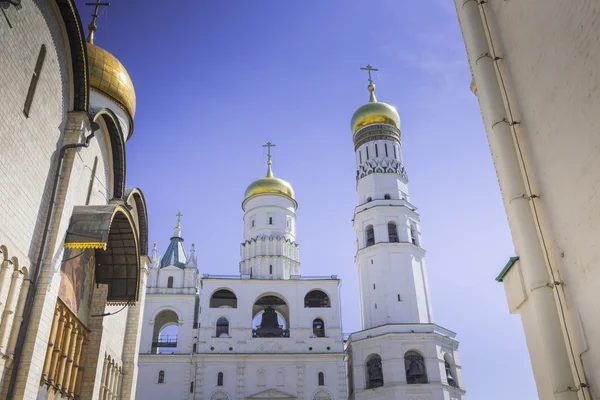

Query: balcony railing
[152,335,178,348]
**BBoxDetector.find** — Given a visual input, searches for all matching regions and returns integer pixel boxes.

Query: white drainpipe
[454,1,582,399]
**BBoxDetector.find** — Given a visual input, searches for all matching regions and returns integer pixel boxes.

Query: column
[48,308,67,384]
[67,331,84,397]
[0,270,23,353]
[98,355,108,399]
[61,325,79,393]
[42,305,62,381]
[5,279,30,356]
[0,262,13,322]
[55,316,74,390]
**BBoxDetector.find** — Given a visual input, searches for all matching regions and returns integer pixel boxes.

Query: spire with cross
[85,0,110,43]
[263,141,276,177]
[360,64,379,102]
[173,212,183,237]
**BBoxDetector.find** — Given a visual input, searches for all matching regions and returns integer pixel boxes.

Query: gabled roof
[160,236,187,269]
[246,388,296,399]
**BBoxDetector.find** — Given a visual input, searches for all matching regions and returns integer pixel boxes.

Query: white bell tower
[346,66,466,399]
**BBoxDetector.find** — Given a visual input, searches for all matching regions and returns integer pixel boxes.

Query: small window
[366,225,375,247]
[269,217,273,225]
[192,343,197,352]
[269,265,273,275]
[375,143,379,157]
[167,276,174,288]
[313,318,325,337]
[217,372,224,386]
[366,147,370,160]
[216,318,229,337]
[190,381,194,393]
[318,372,325,386]
[366,197,372,202]
[385,143,389,157]
[393,145,398,160]
[388,222,399,243]
[251,220,255,228]
[410,225,418,246]
[158,370,165,383]
[359,150,362,163]
[384,194,391,200]
[397,294,401,302]
[373,283,376,289]
[374,303,377,309]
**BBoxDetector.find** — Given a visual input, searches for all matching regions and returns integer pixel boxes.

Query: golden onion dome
[87,42,136,119]
[244,162,296,205]
[351,83,400,134]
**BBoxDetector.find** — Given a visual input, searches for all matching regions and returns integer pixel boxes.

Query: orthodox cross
[263,142,276,163]
[176,212,183,227]
[85,0,110,26]
[360,64,378,85]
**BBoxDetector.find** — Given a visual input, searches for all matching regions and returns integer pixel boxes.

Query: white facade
[346,87,466,399]
[454,1,600,399]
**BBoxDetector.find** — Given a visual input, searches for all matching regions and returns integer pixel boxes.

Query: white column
[0,269,23,353]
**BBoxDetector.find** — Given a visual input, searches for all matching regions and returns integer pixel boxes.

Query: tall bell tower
[346,66,467,399]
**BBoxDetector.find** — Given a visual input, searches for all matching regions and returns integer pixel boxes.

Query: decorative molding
[357,158,408,182]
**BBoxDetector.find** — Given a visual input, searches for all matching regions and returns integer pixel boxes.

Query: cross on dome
[360,64,379,103]
[84,0,110,43]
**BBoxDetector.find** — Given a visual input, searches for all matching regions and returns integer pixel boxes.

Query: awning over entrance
[64,205,140,303]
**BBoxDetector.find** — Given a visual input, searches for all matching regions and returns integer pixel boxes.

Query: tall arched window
[167,276,174,288]
[388,222,399,242]
[313,318,325,337]
[366,354,383,388]
[158,370,165,383]
[366,225,375,247]
[216,318,229,337]
[318,372,325,386]
[405,351,428,384]
[410,224,418,246]
[217,372,224,386]
[444,353,458,387]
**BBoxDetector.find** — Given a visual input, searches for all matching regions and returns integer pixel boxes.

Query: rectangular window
[366,147,370,160]
[393,145,398,160]
[190,382,194,393]
[375,144,378,157]
[359,151,362,163]
[373,283,376,289]
[385,143,388,157]
[398,294,401,301]
[23,44,46,117]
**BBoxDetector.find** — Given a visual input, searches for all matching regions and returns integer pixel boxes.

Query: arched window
[405,351,428,384]
[269,265,273,275]
[210,289,237,308]
[192,343,197,353]
[318,372,325,386]
[384,194,391,200]
[366,354,383,388]
[313,318,325,337]
[269,216,273,225]
[167,276,174,288]
[217,372,224,386]
[410,224,418,246]
[216,318,229,337]
[366,197,372,202]
[366,225,375,246]
[304,290,330,308]
[388,222,399,243]
[158,370,165,383]
[444,353,458,387]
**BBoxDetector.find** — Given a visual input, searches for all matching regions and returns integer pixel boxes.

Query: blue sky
[78,0,538,398]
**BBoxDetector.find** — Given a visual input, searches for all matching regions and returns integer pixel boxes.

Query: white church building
[136,72,467,400]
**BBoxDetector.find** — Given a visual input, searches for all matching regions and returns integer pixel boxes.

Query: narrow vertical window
[251,220,255,228]
[385,143,389,157]
[217,372,224,386]
[192,343,197,352]
[158,370,165,383]
[397,294,402,302]
[393,145,398,160]
[366,146,370,160]
[375,303,377,309]
[85,156,98,205]
[375,143,379,157]
[167,276,174,288]
[23,44,47,117]
[359,150,362,163]
[269,265,273,274]
[318,372,325,386]
[269,217,273,225]
[190,382,194,393]
[373,283,376,289]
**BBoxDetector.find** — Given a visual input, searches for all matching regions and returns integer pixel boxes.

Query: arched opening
[366,197,372,202]
[152,309,179,354]
[210,289,238,308]
[313,318,325,337]
[384,194,391,200]
[304,290,330,308]
[410,224,418,246]
[192,343,197,353]
[318,371,325,386]
[252,294,290,338]
[444,353,458,387]
[366,225,375,247]
[366,354,383,389]
[217,372,224,386]
[167,276,173,288]
[388,222,399,242]
[405,350,428,384]
[158,370,165,383]
[216,317,229,337]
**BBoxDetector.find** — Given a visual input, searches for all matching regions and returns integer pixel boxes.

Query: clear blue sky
[78,0,538,398]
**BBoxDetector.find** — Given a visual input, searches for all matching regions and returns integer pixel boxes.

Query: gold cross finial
[262,142,276,165]
[360,65,378,85]
[176,212,183,227]
[85,0,110,43]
